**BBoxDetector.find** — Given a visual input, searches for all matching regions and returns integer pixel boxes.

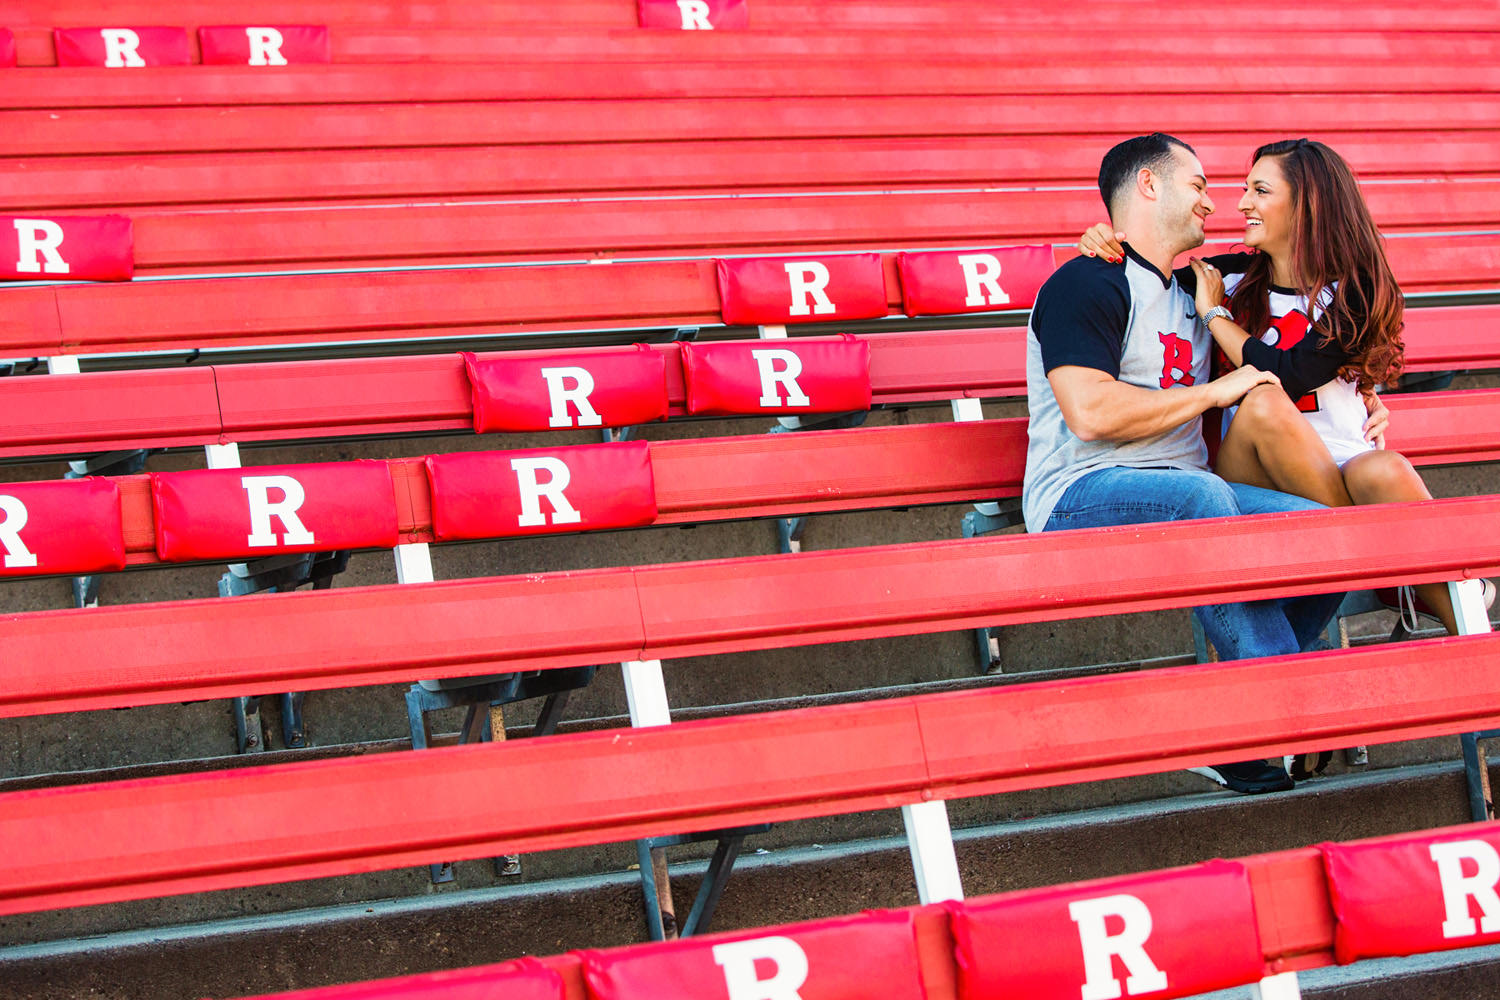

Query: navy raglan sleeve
[1032,260,1131,378]
[1241,328,1352,399]
[1175,253,1352,398]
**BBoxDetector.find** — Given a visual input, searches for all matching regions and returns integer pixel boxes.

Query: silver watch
[1201,305,1233,326]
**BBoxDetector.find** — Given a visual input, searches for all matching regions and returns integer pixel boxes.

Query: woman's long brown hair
[1227,139,1405,390]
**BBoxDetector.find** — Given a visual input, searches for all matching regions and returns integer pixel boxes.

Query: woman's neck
[1266,250,1297,288]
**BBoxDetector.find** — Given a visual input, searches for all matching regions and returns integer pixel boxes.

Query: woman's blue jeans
[1044,466,1343,660]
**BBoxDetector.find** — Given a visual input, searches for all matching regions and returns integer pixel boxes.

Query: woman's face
[1237,156,1295,261]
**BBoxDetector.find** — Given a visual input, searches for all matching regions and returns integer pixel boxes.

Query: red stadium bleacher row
[8,96,1493,160]
[206,821,1500,1000]
[6,0,1497,33]
[6,60,1499,115]
[0,173,1494,278]
[0,302,1495,460]
[5,21,1497,67]
[7,131,1499,215]
[0,242,1049,337]
[3,386,1499,578]
[2,242,1496,362]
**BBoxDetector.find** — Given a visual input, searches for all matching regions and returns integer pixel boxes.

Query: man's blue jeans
[1043,466,1343,661]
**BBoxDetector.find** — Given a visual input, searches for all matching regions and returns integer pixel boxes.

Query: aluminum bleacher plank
[13,25,1498,67]
[917,637,1500,797]
[8,61,1498,112]
[5,496,1500,717]
[9,132,1500,213]
[31,260,723,356]
[23,384,1494,568]
[0,309,1488,460]
[7,0,1496,30]
[632,496,1500,662]
[2,634,1499,916]
[9,97,1494,157]
[0,568,649,717]
[1384,389,1500,466]
[50,183,1500,276]
[0,368,222,459]
[211,354,472,443]
[22,253,1497,357]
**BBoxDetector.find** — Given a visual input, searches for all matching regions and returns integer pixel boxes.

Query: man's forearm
[1063,379,1214,442]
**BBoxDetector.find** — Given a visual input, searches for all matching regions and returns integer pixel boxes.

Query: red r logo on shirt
[1264,310,1319,412]
[1159,332,1195,387]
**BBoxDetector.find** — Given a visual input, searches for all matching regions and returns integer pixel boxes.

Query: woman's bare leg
[1340,449,1461,634]
[1215,384,1355,508]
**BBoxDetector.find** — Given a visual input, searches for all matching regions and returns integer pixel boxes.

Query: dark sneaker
[1284,751,1332,781]
[1187,760,1295,794]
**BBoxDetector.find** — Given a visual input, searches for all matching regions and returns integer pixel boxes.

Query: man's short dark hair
[1097,133,1196,219]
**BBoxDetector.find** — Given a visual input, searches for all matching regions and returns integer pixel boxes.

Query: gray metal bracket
[770,412,870,554]
[222,551,351,753]
[637,823,772,941]
[1462,730,1500,822]
[405,666,597,884]
[961,502,1025,673]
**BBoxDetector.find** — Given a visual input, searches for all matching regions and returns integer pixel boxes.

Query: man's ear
[1136,166,1158,202]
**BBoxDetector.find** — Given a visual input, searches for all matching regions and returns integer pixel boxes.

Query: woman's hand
[1189,257,1225,317]
[1078,223,1125,263]
[1361,387,1389,449]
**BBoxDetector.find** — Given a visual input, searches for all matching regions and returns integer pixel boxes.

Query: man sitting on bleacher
[1022,133,1343,794]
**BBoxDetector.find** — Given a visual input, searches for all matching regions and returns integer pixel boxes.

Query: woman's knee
[1235,383,1303,434]
[1344,449,1430,503]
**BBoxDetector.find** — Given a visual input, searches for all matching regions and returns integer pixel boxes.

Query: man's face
[1154,146,1215,254]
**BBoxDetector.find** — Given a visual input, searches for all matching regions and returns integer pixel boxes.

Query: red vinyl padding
[198,25,330,65]
[952,861,1264,1000]
[1323,825,1500,964]
[151,462,399,562]
[637,0,749,29]
[680,336,871,416]
[425,442,657,541]
[0,213,132,282]
[0,478,124,577]
[465,346,669,433]
[52,26,191,67]
[582,911,923,1000]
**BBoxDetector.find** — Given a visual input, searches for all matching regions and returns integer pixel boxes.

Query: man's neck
[1113,222,1178,282]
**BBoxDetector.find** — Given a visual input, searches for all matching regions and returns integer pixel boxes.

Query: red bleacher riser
[5,0,1495,31]
[3,631,1500,916]
[10,25,1497,67]
[4,496,1500,718]
[8,131,1500,213]
[8,96,1492,158]
[7,60,1498,112]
